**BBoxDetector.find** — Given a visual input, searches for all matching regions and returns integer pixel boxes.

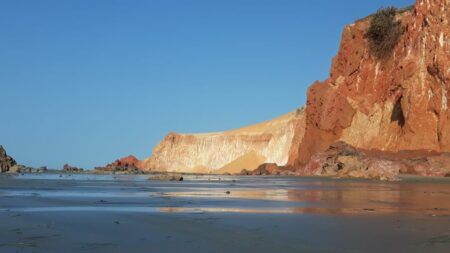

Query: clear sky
[1,0,413,169]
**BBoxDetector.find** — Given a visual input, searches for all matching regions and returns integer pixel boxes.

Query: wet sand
[0,174,449,252]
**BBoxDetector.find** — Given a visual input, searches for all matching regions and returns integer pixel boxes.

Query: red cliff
[289,0,450,169]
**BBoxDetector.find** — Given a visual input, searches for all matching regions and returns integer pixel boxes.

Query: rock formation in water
[140,109,305,174]
[94,155,145,174]
[0,146,48,174]
[302,142,400,181]
[63,164,84,173]
[288,0,450,170]
[107,155,142,169]
[242,163,288,176]
[302,141,450,180]
[0,146,16,173]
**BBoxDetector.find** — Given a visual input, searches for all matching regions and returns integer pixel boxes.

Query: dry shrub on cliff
[366,7,403,60]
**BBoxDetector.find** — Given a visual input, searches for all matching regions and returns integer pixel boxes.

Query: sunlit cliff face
[140,0,450,175]
[289,0,450,167]
[140,108,305,174]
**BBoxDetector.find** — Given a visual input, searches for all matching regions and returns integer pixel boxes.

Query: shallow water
[1,174,449,215]
[0,174,449,253]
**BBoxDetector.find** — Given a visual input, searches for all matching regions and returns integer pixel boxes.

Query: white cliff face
[141,108,305,174]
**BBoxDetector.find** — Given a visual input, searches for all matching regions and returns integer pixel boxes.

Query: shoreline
[3,170,450,182]
[1,174,449,252]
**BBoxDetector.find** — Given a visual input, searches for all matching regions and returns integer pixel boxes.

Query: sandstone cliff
[289,0,450,168]
[139,0,450,178]
[141,108,305,173]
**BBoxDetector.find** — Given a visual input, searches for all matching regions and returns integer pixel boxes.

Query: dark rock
[0,146,17,173]
[304,142,400,181]
[239,169,251,175]
[36,166,48,173]
[239,163,284,176]
[63,164,84,173]
[93,165,144,175]
[149,174,184,181]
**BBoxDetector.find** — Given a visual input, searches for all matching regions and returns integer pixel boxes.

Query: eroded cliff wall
[140,0,449,175]
[289,0,450,167]
[141,108,305,173]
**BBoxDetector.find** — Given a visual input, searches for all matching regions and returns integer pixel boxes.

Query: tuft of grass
[397,5,414,14]
[366,7,404,60]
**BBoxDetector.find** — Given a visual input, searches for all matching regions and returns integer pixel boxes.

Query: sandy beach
[0,174,449,253]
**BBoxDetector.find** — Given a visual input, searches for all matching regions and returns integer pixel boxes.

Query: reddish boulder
[109,155,141,169]
[239,163,294,176]
[253,163,283,175]
[94,155,145,174]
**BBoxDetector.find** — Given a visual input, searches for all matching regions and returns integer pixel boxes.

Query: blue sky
[1,0,413,169]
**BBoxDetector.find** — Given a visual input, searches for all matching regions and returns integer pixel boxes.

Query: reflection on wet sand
[159,180,450,216]
[1,175,449,253]
[1,205,448,216]
[156,189,292,202]
[0,175,449,216]
[286,181,450,215]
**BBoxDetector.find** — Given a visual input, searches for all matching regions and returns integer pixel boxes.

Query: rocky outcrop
[111,155,142,168]
[141,109,305,174]
[93,155,145,174]
[240,163,289,176]
[301,141,450,180]
[7,165,47,174]
[0,146,16,173]
[302,142,401,181]
[63,164,84,173]
[289,0,450,169]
